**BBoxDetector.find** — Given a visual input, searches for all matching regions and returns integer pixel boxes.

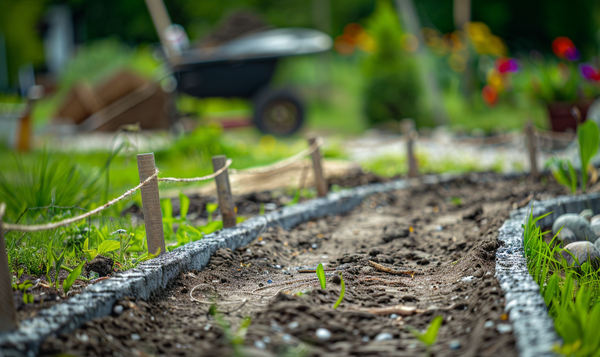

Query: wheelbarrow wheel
[252,88,304,136]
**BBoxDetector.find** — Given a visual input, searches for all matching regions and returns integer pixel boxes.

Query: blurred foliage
[519,60,600,104]
[57,39,161,90]
[361,1,432,128]
[0,0,47,86]
[418,0,600,57]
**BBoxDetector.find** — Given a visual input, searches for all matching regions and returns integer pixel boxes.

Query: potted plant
[524,37,600,132]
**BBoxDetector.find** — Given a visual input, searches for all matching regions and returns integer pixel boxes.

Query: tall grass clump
[523,209,600,356]
[0,152,102,222]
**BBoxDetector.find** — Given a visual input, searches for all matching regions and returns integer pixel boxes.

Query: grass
[523,209,600,356]
[361,151,505,178]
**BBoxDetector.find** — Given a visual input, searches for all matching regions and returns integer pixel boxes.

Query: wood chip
[353,304,421,316]
[368,261,414,276]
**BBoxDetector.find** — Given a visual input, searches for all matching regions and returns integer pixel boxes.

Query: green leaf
[23,293,34,304]
[62,261,85,294]
[161,198,173,219]
[409,315,443,346]
[199,221,223,235]
[333,273,345,309]
[179,192,190,219]
[97,240,120,255]
[232,316,252,345]
[206,203,218,214]
[286,189,301,206]
[316,263,326,289]
[138,247,161,262]
[578,120,600,192]
[206,203,218,222]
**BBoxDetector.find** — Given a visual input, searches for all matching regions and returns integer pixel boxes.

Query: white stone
[316,328,331,341]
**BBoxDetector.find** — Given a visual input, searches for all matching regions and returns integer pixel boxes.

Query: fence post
[401,119,419,178]
[212,155,236,228]
[525,121,539,180]
[0,203,18,332]
[137,153,166,256]
[308,136,328,197]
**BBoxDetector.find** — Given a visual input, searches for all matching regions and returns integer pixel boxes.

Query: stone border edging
[496,192,600,357]
[0,171,529,357]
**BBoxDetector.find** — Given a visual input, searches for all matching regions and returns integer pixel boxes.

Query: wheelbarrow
[145,0,332,136]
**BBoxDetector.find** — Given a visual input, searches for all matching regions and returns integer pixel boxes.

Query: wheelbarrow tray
[172,28,331,99]
[174,56,278,99]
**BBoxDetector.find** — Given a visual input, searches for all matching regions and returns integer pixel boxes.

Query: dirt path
[40,176,566,357]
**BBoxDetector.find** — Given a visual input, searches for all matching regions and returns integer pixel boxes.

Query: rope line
[158,159,232,182]
[230,137,323,175]
[4,170,160,232]
[1,138,325,232]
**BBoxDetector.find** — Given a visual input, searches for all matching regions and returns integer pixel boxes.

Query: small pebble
[484,320,495,328]
[461,276,474,283]
[254,340,266,349]
[204,324,212,331]
[374,332,393,341]
[282,334,293,342]
[288,321,299,329]
[362,336,370,342]
[331,274,341,285]
[435,225,443,231]
[449,340,461,350]
[113,305,124,315]
[316,328,332,341]
[311,243,318,249]
[275,265,281,269]
[262,336,271,343]
[496,324,513,334]
[131,334,140,341]
[390,314,399,319]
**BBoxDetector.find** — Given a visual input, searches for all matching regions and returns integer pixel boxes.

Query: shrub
[361,1,432,128]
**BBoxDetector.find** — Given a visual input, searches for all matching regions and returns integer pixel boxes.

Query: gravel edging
[497,192,600,357]
[0,171,529,357]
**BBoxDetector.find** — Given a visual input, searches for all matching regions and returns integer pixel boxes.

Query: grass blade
[316,263,326,289]
[333,273,345,309]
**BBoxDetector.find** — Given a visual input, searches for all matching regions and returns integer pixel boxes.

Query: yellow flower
[487,69,504,92]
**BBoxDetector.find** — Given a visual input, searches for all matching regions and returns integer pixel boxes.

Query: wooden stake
[525,121,539,180]
[401,119,418,178]
[308,136,328,197]
[0,202,18,332]
[137,153,166,255]
[212,155,236,228]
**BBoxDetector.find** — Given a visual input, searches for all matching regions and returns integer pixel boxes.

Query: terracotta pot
[546,100,594,132]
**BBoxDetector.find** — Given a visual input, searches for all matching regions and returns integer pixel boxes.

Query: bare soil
[39,175,568,357]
